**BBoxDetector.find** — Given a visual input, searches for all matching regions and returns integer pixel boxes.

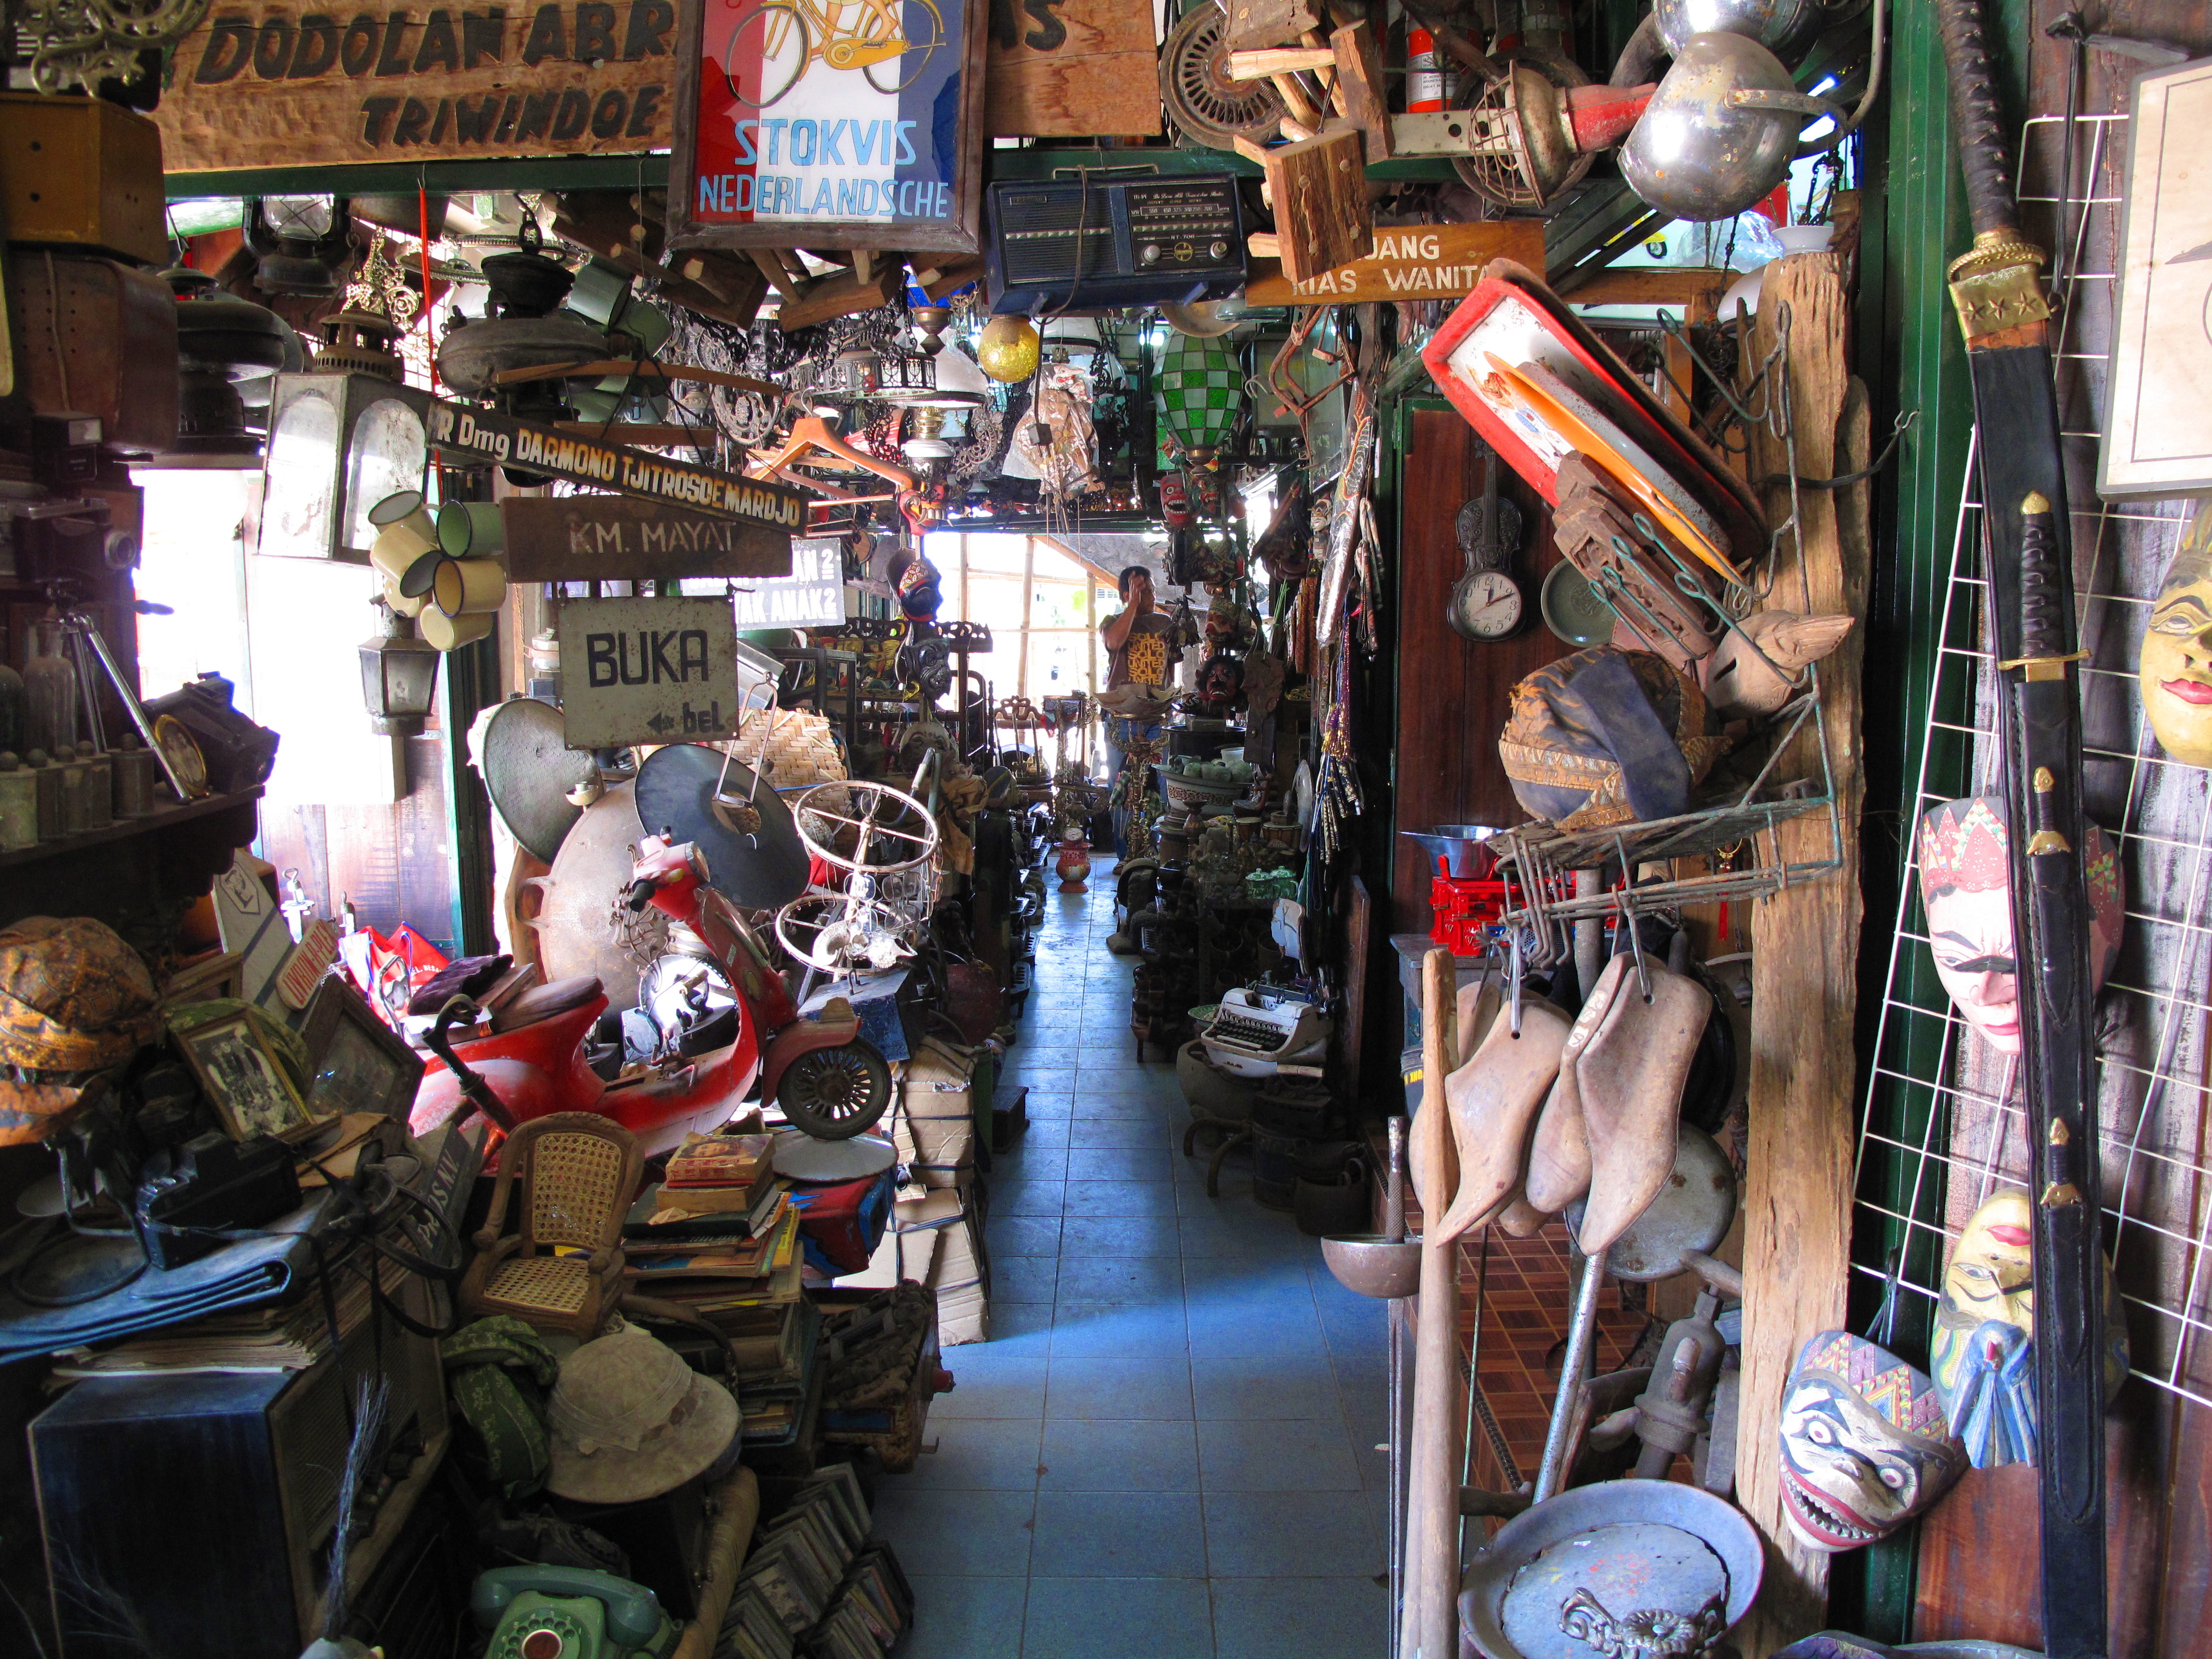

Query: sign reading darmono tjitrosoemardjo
[156,0,676,171]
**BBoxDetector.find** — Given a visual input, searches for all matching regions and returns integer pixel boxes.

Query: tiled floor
[875,860,1393,1659]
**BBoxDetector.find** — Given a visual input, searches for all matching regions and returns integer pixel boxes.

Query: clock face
[1460,570,1525,639]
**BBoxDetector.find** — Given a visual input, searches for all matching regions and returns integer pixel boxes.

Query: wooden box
[0,93,166,266]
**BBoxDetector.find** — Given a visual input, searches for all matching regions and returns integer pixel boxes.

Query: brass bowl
[1320,1232,1423,1300]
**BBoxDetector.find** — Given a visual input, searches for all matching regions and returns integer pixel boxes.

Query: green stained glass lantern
[1155,332,1243,463]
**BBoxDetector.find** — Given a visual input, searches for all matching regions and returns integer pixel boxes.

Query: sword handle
[1934,0,2021,238]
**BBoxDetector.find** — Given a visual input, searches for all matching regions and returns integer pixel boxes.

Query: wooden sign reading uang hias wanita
[157,0,677,171]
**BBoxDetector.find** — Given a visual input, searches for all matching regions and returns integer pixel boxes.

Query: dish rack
[1486,301,1848,956]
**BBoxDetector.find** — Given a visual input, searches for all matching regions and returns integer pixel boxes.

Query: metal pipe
[1534,1245,1605,1502]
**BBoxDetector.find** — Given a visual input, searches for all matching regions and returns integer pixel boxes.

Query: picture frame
[2099,54,2212,498]
[665,0,988,253]
[176,1010,327,1145]
[300,977,425,1123]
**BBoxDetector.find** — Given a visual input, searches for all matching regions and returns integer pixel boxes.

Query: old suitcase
[5,252,178,454]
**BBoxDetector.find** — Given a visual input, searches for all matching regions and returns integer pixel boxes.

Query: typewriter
[1200,987,1332,1080]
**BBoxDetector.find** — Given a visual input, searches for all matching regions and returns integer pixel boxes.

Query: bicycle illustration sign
[670,0,985,252]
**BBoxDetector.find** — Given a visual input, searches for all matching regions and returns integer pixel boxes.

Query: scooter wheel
[778,1038,893,1140]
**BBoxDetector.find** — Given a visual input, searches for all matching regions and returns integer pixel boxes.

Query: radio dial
[1140,243,1160,264]
[1210,240,1228,259]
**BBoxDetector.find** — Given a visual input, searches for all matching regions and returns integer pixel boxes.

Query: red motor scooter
[410,836,893,1155]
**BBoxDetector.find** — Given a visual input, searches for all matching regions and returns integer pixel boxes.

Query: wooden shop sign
[982,0,1159,138]
[502,495,796,583]
[1244,220,1546,304]
[427,401,809,529]
[155,0,678,172]
[557,596,741,746]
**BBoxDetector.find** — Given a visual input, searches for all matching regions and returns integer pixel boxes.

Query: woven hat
[546,1326,740,1505]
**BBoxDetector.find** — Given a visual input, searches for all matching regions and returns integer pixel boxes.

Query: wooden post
[1016,534,1036,700]
[1404,947,1463,1659]
[1732,252,1866,1654]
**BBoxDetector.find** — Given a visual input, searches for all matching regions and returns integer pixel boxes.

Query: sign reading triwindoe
[667,0,988,253]
[156,0,675,171]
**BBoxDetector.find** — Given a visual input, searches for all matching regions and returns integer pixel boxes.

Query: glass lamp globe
[977,316,1041,384]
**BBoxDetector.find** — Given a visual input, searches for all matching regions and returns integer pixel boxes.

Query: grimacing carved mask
[1915,796,2124,1054]
[2140,503,2212,768]
[1930,1187,2130,1470]
[1779,1330,1966,1552]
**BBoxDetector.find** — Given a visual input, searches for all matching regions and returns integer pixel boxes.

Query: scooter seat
[492,975,606,1034]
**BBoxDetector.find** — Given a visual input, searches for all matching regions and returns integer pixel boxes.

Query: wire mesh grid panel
[1853,102,2212,1410]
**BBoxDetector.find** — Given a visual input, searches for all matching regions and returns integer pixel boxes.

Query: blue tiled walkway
[874,860,1393,1658]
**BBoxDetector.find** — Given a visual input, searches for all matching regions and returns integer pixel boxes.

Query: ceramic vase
[1056,837,1092,893]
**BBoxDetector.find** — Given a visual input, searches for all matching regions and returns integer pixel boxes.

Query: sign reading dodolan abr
[557,596,741,748]
[428,401,809,530]
[157,0,678,171]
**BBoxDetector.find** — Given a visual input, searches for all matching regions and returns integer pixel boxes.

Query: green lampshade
[1155,333,1243,461]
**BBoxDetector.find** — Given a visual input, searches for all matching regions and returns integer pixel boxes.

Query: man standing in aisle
[1098,564,1176,858]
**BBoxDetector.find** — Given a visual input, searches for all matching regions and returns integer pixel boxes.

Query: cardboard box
[836,1187,959,1289]
[894,1111,974,1189]
[927,1201,989,1346]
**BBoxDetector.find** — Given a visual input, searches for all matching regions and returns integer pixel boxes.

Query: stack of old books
[624,1132,788,1282]
[622,1131,814,1446]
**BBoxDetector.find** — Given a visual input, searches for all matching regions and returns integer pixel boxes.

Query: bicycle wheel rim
[862,0,940,93]
[722,2,809,108]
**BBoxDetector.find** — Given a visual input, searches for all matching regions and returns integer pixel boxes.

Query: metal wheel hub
[1162,6,1283,150]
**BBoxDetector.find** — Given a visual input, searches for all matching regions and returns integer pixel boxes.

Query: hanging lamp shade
[1156,332,1243,461]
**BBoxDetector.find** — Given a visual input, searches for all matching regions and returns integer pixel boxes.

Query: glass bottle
[23,617,78,760]
[0,661,25,756]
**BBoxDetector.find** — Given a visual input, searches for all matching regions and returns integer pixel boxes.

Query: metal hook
[1620,899,1654,1002]
[1871,1246,1904,1349]
[1508,930,1526,1037]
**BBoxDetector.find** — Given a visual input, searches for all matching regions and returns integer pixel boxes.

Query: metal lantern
[359,605,441,736]
[258,241,431,561]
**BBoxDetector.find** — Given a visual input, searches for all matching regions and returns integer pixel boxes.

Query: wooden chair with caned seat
[460,1111,643,1340]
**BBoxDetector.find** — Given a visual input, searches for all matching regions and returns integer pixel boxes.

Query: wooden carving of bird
[1706,611,1855,719]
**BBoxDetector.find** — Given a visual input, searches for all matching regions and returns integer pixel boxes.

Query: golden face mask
[2140,502,2212,767]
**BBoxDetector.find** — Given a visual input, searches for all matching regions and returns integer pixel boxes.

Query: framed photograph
[2100,54,2212,498]
[300,977,425,1122]
[177,1011,325,1144]
[666,0,988,252]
